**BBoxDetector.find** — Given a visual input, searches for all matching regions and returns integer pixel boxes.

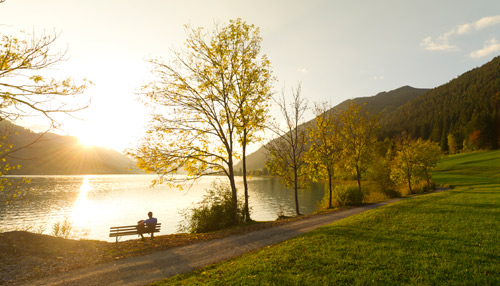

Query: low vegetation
[178,181,246,233]
[152,150,500,285]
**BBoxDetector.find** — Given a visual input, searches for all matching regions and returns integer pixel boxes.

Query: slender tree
[129,19,272,225]
[338,101,378,191]
[391,133,418,194]
[414,138,442,189]
[266,83,309,216]
[229,20,274,222]
[306,102,342,209]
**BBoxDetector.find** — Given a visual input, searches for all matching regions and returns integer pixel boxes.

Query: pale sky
[1,0,500,153]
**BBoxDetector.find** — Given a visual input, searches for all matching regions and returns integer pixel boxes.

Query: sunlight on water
[71,176,92,227]
[71,176,107,232]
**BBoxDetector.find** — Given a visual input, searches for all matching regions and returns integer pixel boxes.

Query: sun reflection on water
[71,176,94,227]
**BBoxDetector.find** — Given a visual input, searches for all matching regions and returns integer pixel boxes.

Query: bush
[412,180,436,194]
[332,185,364,207]
[52,218,73,239]
[178,181,245,233]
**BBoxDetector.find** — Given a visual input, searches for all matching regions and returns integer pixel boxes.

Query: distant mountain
[0,121,142,175]
[237,55,500,171]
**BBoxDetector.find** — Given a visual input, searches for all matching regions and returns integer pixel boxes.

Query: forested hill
[379,55,500,151]
[238,55,500,172]
[0,121,143,175]
[333,85,430,116]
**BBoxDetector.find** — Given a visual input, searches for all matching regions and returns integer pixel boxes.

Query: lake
[0,175,326,242]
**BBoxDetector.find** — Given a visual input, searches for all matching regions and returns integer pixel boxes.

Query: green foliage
[332,184,364,207]
[178,181,246,233]
[447,133,458,154]
[367,154,397,197]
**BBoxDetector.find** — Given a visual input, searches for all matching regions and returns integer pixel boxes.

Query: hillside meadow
[153,150,500,285]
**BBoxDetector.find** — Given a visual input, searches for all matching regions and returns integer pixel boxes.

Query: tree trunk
[407,169,413,194]
[294,168,301,216]
[356,164,362,191]
[242,130,251,222]
[424,169,431,190]
[328,168,333,209]
[406,163,413,194]
[227,155,239,225]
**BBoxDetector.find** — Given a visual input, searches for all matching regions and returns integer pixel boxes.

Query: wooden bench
[109,223,161,243]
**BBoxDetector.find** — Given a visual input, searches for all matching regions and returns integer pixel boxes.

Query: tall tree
[129,19,272,225]
[339,101,378,191]
[306,102,341,209]
[266,84,309,216]
[230,20,274,222]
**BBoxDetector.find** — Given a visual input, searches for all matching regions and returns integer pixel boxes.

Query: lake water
[0,175,326,242]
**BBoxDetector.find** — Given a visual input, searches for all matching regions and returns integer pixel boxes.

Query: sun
[76,129,101,148]
[74,126,130,152]
[76,128,111,149]
[78,136,97,148]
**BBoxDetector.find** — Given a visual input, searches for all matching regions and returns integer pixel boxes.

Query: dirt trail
[27,198,402,286]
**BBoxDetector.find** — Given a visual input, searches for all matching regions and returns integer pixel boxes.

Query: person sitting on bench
[137,211,158,239]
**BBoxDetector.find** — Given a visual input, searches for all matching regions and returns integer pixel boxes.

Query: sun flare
[71,176,95,227]
[78,136,98,148]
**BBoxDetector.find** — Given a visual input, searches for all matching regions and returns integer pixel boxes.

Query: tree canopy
[130,19,273,224]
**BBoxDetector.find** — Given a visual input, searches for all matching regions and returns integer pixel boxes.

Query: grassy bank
[154,150,500,285]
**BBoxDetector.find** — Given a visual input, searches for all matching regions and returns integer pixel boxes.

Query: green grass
[153,150,500,285]
[432,150,500,187]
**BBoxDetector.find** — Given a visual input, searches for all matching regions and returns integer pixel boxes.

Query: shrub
[332,185,364,207]
[178,181,245,233]
[315,192,331,212]
[367,157,396,196]
[412,180,436,194]
[51,218,73,239]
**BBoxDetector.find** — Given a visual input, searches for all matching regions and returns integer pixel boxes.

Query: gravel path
[28,198,401,286]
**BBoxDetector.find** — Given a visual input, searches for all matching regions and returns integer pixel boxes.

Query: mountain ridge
[0,121,143,175]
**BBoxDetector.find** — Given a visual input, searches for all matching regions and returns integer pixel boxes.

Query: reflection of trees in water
[247,178,325,217]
